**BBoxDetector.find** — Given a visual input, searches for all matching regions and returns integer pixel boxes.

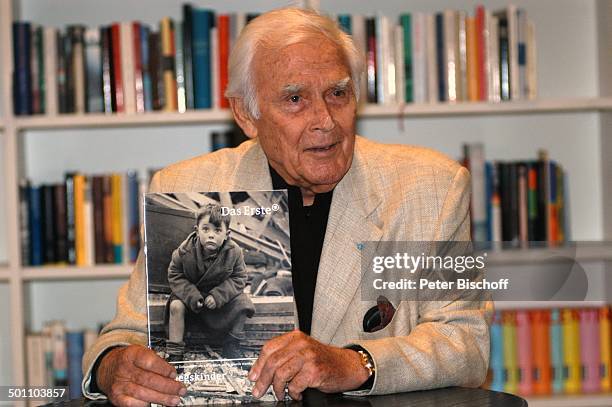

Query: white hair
[224,7,364,119]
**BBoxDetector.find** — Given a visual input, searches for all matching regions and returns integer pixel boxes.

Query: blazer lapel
[229,140,273,191]
[311,144,383,343]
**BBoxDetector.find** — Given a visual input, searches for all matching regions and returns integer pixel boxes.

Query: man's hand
[196,298,204,310]
[97,345,187,407]
[248,330,370,401]
[204,295,217,309]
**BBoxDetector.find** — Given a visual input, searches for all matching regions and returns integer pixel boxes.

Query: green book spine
[400,14,413,103]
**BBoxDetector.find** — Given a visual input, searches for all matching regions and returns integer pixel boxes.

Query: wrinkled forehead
[252,36,352,91]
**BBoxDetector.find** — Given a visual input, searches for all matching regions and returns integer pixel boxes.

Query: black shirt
[269,166,333,335]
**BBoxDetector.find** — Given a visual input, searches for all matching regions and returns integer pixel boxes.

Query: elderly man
[82,7,491,406]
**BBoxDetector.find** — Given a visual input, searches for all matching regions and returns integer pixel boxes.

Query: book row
[19,172,146,267]
[486,307,612,396]
[26,321,103,399]
[11,4,536,116]
[462,145,566,247]
[339,5,536,105]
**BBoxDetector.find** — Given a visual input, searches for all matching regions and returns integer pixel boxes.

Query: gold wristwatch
[356,348,375,378]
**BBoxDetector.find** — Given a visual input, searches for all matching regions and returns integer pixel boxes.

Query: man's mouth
[305,142,339,153]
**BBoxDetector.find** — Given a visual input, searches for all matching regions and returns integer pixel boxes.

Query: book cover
[144,191,293,404]
[531,310,551,395]
[601,306,612,392]
[580,308,601,393]
[562,309,581,394]
[44,26,58,115]
[192,9,214,109]
[19,180,31,266]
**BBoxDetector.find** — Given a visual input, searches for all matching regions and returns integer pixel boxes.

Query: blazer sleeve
[346,166,493,395]
[81,172,163,400]
[208,247,247,308]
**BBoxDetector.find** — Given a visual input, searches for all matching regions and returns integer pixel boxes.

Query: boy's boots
[222,334,242,359]
[166,340,186,366]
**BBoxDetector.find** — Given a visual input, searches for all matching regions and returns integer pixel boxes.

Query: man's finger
[271,357,303,401]
[133,351,177,378]
[287,369,312,401]
[252,344,301,398]
[123,381,182,407]
[249,330,303,381]
[114,394,149,407]
[131,365,186,397]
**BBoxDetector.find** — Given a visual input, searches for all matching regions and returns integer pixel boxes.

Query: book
[13,22,33,115]
[144,191,293,403]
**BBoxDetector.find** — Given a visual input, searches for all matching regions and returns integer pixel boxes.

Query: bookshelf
[0,0,610,405]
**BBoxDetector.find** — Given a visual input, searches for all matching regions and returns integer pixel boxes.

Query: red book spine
[111,23,124,112]
[132,22,145,113]
[218,15,230,109]
[475,6,487,101]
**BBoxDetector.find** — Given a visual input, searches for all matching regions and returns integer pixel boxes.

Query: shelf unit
[0,0,610,405]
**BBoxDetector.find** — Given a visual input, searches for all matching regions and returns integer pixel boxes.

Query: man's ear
[229,98,258,139]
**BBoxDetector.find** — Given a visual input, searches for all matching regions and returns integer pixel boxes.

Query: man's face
[250,36,357,193]
[197,215,229,252]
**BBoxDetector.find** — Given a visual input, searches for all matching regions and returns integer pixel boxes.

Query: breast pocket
[358,301,409,340]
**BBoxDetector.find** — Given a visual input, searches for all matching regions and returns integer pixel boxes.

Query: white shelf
[13,109,234,130]
[21,264,132,281]
[9,97,612,130]
[360,97,612,118]
[493,300,610,310]
[526,393,612,407]
[484,242,612,266]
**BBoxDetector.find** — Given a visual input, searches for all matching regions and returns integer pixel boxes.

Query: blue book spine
[127,171,140,263]
[28,185,43,265]
[490,311,505,392]
[141,25,153,112]
[12,22,32,115]
[435,13,446,102]
[550,309,564,393]
[192,9,214,109]
[66,332,84,399]
[338,14,352,34]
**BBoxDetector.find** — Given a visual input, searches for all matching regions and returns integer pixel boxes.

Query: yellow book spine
[161,17,177,112]
[466,17,479,102]
[562,309,581,394]
[111,174,123,263]
[503,311,518,394]
[73,175,86,266]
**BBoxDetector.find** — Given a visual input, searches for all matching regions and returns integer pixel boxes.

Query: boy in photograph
[165,203,255,360]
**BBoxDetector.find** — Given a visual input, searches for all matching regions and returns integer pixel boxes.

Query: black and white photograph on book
[143,190,293,404]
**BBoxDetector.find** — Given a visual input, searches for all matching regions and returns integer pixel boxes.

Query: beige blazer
[82,136,492,398]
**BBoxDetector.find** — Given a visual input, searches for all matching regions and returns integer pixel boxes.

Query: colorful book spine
[12,22,33,115]
[400,14,413,103]
[110,23,124,112]
[192,8,214,109]
[182,4,195,110]
[580,309,601,393]
[28,185,43,266]
[502,311,519,394]
[126,171,141,263]
[132,22,145,113]
[73,175,87,266]
[601,307,612,392]
[84,28,103,113]
[531,310,551,395]
[562,309,581,394]
[160,17,177,112]
[489,311,505,392]
[516,310,533,395]
[66,332,84,399]
[550,309,564,393]
[140,25,153,112]
[217,15,230,109]
[174,21,186,113]
[111,174,124,264]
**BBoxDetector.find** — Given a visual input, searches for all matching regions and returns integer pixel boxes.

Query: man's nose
[310,97,335,132]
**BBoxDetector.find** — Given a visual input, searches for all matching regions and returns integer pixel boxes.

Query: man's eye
[333,89,346,97]
[289,95,301,103]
